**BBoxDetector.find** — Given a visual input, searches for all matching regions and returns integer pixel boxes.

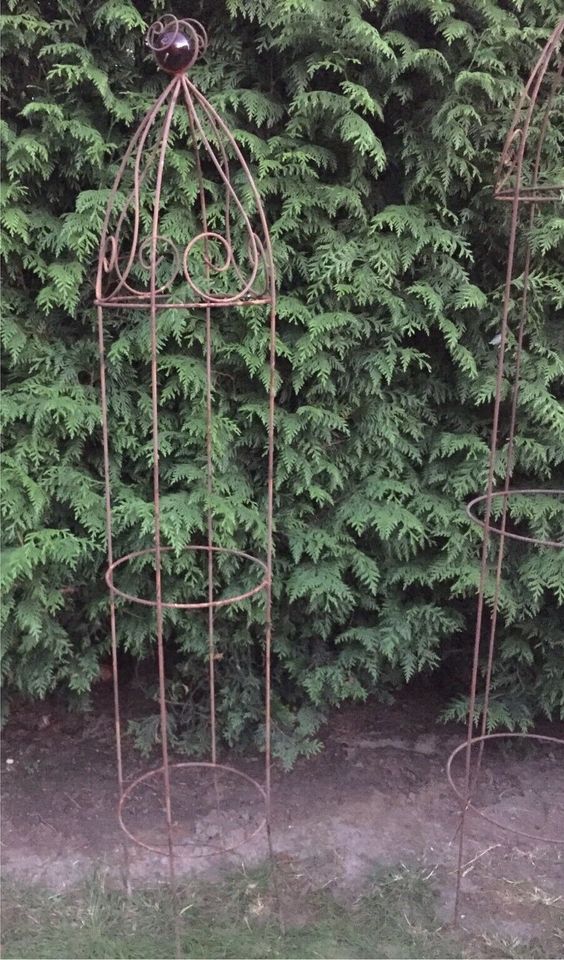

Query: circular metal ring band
[119,761,267,856]
[105,544,268,610]
[466,488,564,548]
[447,733,564,844]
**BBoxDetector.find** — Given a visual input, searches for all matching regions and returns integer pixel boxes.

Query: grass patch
[1,864,561,959]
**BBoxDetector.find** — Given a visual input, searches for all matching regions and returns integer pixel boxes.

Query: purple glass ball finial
[155,28,194,74]
[147,17,208,75]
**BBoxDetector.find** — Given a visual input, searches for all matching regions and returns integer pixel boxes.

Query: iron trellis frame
[95,15,277,898]
[449,18,564,922]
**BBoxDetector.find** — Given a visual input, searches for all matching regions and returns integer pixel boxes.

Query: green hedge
[2,0,563,763]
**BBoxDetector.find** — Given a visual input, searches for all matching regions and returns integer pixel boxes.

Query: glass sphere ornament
[154,28,195,74]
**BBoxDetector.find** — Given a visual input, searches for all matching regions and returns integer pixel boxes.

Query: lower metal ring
[447,732,564,844]
[119,761,267,856]
[466,488,563,548]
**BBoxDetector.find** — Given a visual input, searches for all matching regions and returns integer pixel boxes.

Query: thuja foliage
[2,0,563,761]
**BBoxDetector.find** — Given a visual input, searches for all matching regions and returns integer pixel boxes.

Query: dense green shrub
[2,0,563,761]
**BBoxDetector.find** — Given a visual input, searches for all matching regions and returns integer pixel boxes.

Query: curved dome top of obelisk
[95,15,274,310]
[494,19,563,203]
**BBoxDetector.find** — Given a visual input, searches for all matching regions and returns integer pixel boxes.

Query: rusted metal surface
[95,15,276,914]
[451,19,564,922]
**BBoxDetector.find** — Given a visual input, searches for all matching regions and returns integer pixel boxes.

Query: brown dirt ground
[2,684,563,946]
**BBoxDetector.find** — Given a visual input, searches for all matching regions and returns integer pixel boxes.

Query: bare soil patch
[2,684,563,949]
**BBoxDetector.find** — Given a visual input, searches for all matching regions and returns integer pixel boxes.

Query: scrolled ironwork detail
[182,229,262,303]
[494,125,524,196]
